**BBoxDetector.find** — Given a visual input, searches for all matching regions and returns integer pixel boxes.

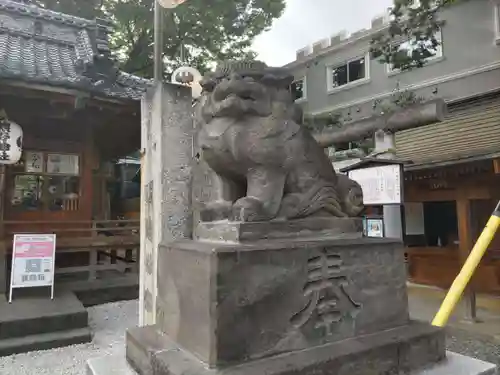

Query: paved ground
[0,300,138,375]
[0,288,499,374]
[408,283,500,367]
[446,328,500,367]
[408,283,500,339]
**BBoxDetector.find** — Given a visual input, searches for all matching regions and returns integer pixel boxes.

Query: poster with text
[47,154,79,175]
[24,151,44,173]
[11,234,56,288]
[348,164,402,205]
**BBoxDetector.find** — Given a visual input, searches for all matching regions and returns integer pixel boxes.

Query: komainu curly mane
[196,60,363,222]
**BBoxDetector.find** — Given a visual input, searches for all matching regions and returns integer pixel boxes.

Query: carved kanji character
[292,248,361,336]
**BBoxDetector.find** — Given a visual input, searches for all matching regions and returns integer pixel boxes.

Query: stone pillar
[374,130,403,240]
[191,97,208,236]
[0,247,5,295]
[0,165,6,295]
[138,82,194,326]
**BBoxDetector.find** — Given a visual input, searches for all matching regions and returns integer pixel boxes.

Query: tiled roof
[0,0,151,100]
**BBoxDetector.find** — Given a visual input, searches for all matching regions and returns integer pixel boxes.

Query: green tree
[370,0,457,71]
[21,0,104,19]
[29,0,285,77]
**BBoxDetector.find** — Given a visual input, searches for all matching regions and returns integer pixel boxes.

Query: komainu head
[198,60,301,123]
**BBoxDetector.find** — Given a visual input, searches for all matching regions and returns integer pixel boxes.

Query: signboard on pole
[9,234,56,303]
[348,164,403,205]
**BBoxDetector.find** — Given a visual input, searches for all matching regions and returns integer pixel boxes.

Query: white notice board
[9,234,56,303]
[348,164,402,205]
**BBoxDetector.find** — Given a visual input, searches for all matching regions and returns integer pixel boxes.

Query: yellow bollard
[432,201,500,327]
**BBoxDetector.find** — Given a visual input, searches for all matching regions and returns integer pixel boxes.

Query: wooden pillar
[456,199,478,322]
[0,165,6,295]
[493,158,500,175]
[82,124,94,221]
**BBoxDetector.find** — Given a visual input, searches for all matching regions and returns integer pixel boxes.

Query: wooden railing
[2,219,140,285]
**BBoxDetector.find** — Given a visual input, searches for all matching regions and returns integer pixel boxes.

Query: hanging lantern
[0,111,23,165]
[171,66,202,99]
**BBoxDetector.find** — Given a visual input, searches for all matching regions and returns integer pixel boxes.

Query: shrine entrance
[0,82,145,300]
[404,159,500,295]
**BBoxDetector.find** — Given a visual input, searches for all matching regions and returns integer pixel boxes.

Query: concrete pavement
[408,283,500,341]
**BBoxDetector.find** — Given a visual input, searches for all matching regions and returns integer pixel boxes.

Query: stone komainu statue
[196,60,363,222]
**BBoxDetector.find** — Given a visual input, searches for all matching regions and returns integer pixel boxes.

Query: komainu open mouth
[220,85,258,101]
[239,90,255,101]
[221,91,256,104]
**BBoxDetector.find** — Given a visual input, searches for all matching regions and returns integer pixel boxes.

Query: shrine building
[0,0,150,299]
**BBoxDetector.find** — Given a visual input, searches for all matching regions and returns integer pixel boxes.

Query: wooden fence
[2,220,140,286]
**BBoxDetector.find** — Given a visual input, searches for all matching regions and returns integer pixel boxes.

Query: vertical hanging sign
[0,110,23,165]
[9,234,57,303]
[0,118,11,162]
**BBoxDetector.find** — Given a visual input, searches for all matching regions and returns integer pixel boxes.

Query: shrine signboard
[348,164,403,205]
[9,234,56,303]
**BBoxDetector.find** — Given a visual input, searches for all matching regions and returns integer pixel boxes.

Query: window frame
[494,2,500,45]
[8,150,83,213]
[386,30,444,75]
[326,53,371,94]
[290,76,307,102]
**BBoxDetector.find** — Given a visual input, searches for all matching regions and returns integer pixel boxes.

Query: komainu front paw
[231,197,271,222]
[339,176,364,217]
[200,200,233,222]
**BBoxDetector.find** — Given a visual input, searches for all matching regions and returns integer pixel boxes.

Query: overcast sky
[252,0,393,66]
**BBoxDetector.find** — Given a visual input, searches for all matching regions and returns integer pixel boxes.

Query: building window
[290,78,306,101]
[387,31,443,73]
[327,55,369,92]
[494,3,500,45]
[9,151,81,212]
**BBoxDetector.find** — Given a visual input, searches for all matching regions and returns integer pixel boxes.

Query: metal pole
[464,290,478,322]
[432,200,500,327]
[154,0,164,82]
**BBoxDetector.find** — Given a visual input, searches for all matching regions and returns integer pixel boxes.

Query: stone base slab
[194,217,363,243]
[124,321,447,375]
[86,351,497,375]
[156,237,410,366]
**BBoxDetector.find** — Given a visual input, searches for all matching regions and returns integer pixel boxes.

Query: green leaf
[371,0,455,71]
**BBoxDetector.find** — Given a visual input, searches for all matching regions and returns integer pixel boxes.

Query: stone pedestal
[194,217,363,243]
[125,218,456,375]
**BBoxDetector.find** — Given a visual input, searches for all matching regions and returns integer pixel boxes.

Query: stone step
[126,321,447,375]
[0,292,89,340]
[0,309,88,340]
[65,275,139,307]
[87,354,136,375]
[0,327,92,357]
[86,351,498,375]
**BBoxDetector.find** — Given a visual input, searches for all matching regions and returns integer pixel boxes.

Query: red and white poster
[9,234,56,302]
